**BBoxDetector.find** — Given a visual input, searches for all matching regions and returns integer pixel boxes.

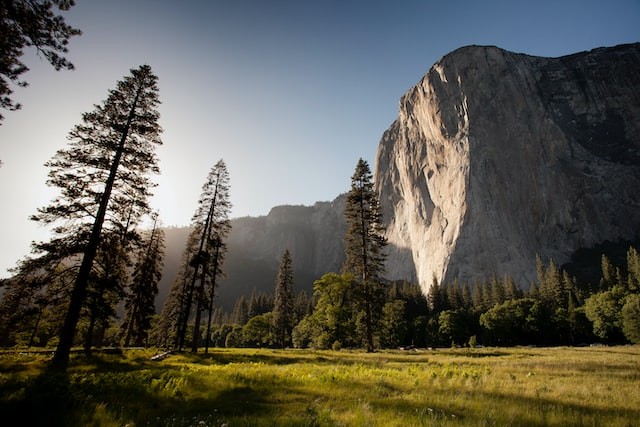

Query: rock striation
[374,43,640,292]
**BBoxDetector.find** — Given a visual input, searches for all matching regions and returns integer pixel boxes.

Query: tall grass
[0,346,638,426]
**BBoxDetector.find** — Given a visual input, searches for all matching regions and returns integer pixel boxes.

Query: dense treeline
[190,247,640,350]
[2,150,640,353]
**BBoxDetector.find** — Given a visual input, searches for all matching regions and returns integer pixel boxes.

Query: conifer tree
[28,65,162,369]
[189,160,231,352]
[153,228,199,349]
[0,0,81,122]
[231,295,249,326]
[162,160,231,352]
[272,249,294,349]
[503,275,519,301]
[203,208,231,352]
[122,214,165,347]
[343,158,387,352]
[83,231,129,353]
[626,247,640,292]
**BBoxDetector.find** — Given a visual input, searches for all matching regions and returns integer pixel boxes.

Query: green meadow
[0,346,638,426]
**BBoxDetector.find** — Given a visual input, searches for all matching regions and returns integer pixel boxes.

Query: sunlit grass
[0,346,638,426]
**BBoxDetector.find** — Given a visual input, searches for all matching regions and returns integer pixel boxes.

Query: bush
[225,326,244,348]
[621,294,640,344]
[584,287,625,342]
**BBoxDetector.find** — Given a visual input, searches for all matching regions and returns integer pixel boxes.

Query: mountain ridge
[157,42,640,308]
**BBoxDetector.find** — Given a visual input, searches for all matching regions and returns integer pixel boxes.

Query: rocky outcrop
[374,43,640,291]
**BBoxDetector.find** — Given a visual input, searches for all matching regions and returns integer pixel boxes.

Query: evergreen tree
[272,249,294,349]
[480,281,492,311]
[621,294,640,344]
[231,295,249,326]
[0,257,74,347]
[247,289,262,318]
[600,254,617,290]
[343,158,387,352]
[122,214,165,347]
[0,0,81,122]
[380,299,407,348]
[28,65,162,369]
[490,275,506,306]
[626,247,640,292]
[427,277,447,313]
[154,228,199,348]
[165,160,231,352]
[83,232,129,353]
[503,275,519,301]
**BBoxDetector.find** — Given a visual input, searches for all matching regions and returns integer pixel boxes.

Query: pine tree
[187,160,231,352]
[29,65,162,370]
[122,214,165,347]
[231,295,249,326]
[503,274,519,301]
[490,275,506,306]
[203,213,231,352]
[0,0,81,122]
[161,161,231,352]
[600,254,616,290]
[626,247,640,292]
[272,249,294,349]
[154,228,199,349]
[83,231,129,353]
[343,158,387,352]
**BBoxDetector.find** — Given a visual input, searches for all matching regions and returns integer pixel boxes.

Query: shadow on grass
[0,363,274,427]
[173,349,342,367]
[371,384,640,426]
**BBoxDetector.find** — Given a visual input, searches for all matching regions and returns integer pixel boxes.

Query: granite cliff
[375,43,640,291]
[158,43,640,307]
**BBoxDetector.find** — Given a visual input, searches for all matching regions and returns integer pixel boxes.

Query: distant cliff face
[375,43,640,291]
[157,197,347,310]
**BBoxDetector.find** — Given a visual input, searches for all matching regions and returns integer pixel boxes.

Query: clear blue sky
[1,0,638,277]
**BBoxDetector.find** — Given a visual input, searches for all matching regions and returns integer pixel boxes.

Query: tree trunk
[177,217,212,350]
[204,244,220,354]
[84,311,96,354]
[359,192,374,353]
[50,87,141,371]
[178,175,219,350]
[191,270,206,353]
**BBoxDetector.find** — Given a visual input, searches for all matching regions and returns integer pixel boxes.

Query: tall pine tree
[343,158,387,352]
[164,160,231,352]
[29,65,162,369]
[272,249,294,349]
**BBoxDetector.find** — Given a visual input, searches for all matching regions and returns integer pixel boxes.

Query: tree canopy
[0,0,81,122]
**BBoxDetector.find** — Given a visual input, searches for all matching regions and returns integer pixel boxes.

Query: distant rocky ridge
[375,43,640,292]
[157,197,347,311]
[158,43,640,309]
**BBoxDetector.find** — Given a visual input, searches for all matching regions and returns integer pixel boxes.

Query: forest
[1,1,639,372]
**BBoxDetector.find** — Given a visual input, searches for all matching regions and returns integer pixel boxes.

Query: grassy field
[0,346,638,426]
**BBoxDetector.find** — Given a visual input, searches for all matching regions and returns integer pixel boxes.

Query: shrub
[621,294,640,344]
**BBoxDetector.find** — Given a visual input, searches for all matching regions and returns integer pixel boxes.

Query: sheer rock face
[374,43,640,292]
